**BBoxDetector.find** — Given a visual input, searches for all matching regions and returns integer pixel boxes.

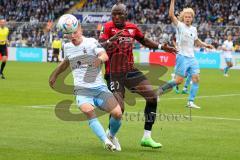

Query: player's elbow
[104,53,109,62]
[99,52,109,62]
[169,11,174,18]
[169,15,176,22]
[116,112,122,119]
[112,111,122,120]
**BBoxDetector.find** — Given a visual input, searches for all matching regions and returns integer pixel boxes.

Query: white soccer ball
[57,14,79,34]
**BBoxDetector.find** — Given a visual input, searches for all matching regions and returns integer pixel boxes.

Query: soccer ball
[57,14,79,34]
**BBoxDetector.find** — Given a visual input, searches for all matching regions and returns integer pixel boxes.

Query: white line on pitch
[29,93,240,105]
[1,93,240,122]
[1,93,240,108]
[25,106,240,122]
[191,116,240,121]
[138,93,240,101]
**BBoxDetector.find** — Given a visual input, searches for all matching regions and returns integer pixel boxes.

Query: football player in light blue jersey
[49,20,122,152]
[158,0,214,109]
[222,35,234,77]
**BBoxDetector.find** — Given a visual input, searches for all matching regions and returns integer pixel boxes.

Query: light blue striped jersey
[175,21,198,57]
[64,37,106,89]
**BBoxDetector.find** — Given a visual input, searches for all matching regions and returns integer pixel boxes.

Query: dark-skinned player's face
[111,5,126,29]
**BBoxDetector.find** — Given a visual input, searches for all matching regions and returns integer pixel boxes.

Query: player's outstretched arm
[139,37,177,54]
[49,59,70,88]
[169,0,178,26]
[99,30,125,49]
[195,38,215,49]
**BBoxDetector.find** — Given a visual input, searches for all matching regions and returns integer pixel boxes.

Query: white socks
[143,130,151,139]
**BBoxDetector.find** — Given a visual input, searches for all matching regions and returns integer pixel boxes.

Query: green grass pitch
[0,61,240,160]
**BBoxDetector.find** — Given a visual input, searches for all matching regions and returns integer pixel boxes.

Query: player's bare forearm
[140,37,177,54]
[139,37,159,49]
[99,30,125,49]
[169,0,178,25]
[52,60,69,77]
[99,39,108,49]
[49,60,69,88]
[195,39,214,49]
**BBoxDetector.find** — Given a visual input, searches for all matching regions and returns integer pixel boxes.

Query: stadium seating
[0,0,239,48]
[0,0,78,47]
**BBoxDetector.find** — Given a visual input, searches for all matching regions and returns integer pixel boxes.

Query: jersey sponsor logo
[69,55,94,70]
[118,37,133,43]
[111,28,117,34]
[128,29,135,36]
[83,47,87,54]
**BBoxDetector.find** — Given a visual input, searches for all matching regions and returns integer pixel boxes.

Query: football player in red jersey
[99,2,177,149]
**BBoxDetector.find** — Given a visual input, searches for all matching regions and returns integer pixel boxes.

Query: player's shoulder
[191,24,196,29]
[193,26,198,34]
[176,20,184,27]
[125,22,138,29]
[0,26,8,31]
[104,21,114,28]
[192,25,197,31]
[83,37,99,45]
[83,37,103,50]
[64,42,74,47]
[63,42,75,50]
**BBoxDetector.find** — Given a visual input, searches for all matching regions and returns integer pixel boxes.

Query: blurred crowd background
[0,0,239,51]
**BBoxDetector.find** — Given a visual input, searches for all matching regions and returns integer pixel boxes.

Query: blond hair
[178,8,195,22]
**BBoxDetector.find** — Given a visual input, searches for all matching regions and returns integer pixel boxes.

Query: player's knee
[111,105,122,119]
[175,78,184,84]
[2,57,7,62]
[80,105,94,115]
[144,91,158,102]
[192,76,200,83]
[146,97,157,106]
[111,111,122,120]
[115,112,122,119]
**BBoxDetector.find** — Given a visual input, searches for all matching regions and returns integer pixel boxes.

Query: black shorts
[53,48,60,55]
[104,68,147,98]
[0,44,7,56]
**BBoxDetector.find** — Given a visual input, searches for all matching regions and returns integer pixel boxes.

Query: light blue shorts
[225,58,232,63]
[75,85,114,109]
[175,54,200,77]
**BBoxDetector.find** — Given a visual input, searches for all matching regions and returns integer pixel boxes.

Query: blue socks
[189,82,199,102]
[88,118,107,142]
[224,66,230,74]
[161,80,177,92]
[109,117,121,137]
[184,75,192,89]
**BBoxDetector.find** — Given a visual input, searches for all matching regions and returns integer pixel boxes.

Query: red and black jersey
[99,21,144,74]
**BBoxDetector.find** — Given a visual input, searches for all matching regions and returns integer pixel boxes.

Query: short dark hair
[112,2,127,12]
